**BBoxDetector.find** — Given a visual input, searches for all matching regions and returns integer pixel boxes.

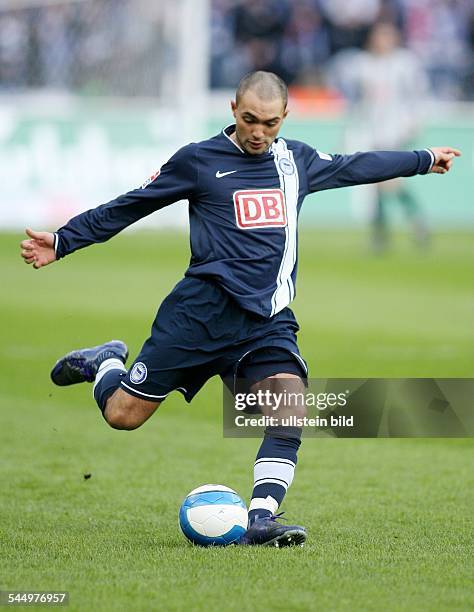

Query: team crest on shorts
[233,189,287,229]
[130,362,148,384]
[278,158,295,175]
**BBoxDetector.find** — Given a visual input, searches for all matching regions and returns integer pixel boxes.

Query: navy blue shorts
[121,277,307,403]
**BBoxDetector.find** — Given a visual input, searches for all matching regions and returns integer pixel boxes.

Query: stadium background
[0,0,472,229]
[1,1,473,611]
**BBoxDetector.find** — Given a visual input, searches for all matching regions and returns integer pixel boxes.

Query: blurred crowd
[0,0,473,100]
[0,0,174,97]
[211,0,474,100]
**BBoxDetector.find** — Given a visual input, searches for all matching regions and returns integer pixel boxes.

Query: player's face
[231,90,288,155]
[369,23,400,54]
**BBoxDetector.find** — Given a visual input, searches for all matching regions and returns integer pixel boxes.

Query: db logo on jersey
[233,189,287,229]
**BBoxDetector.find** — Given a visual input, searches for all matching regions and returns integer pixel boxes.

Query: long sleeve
[305,147,434,193]
[55,143,198,259]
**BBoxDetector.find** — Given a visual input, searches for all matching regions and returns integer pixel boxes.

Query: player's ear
[283,107,289,120]
[231,100,237,117]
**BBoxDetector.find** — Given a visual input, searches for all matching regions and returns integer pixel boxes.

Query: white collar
[222,124,245,153]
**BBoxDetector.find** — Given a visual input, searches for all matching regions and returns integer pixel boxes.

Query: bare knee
[104,389,160,430]
[106,407,141,430]
[251,373,307,418]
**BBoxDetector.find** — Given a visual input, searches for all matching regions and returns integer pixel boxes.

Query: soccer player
[20,71,460,547]
[343,22,432,251]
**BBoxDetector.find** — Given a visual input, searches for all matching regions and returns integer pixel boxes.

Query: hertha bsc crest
[130,362,148,384]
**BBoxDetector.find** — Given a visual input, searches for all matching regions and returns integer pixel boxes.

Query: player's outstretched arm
[306,145,462,193]
[427,147,461,174]
[20,228,56,270]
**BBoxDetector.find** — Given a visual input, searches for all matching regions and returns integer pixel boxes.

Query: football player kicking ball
[20,71,460,547]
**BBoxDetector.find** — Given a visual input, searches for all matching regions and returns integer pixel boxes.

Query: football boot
[238,513,307,547]
[51,340,128,386]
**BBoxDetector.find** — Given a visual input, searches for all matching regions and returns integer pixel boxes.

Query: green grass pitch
[1,230,473,611]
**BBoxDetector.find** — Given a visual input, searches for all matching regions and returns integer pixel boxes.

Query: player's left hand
[428,147,461,174]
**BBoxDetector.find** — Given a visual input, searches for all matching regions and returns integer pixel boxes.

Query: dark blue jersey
[54,125,434,317]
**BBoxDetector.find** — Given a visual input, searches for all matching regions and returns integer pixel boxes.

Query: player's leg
[397,185,429,247]
[232,348,307,546]
[102,388,159,430]
[247,372,306,525]
[373,183,388,252]
[50,279,221,429]
[50,339,161,430]
[90,347,162,429]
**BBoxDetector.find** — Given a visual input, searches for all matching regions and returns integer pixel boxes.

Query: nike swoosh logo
[216,170,237,178]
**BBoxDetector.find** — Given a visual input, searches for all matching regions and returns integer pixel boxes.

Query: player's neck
[229,130,239,146]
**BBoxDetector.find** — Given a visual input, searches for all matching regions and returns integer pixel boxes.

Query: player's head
[231,71,289,155]
[367,22,401,55]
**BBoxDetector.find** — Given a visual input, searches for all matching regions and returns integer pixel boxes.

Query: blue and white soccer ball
[179,484,248,546]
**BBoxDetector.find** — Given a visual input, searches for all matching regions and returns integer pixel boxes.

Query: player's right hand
[428,147,461,174]
[20,228,56,269]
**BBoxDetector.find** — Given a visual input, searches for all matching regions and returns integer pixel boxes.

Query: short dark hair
[235,71,288,109]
